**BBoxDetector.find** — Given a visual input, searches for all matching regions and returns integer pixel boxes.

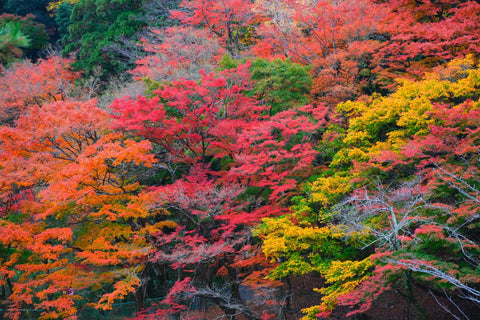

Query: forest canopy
[1,1,480,319]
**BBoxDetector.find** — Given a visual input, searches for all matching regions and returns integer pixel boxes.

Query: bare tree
[335,177,480,319]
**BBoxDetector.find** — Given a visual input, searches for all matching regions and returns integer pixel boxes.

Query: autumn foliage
[0,57,158,319]
[2,1,480,319]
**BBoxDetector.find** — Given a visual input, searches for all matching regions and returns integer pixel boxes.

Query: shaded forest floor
[186,273,480,319]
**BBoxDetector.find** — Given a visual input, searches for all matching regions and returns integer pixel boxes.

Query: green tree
[219,56,313,115]
[0,14,48,62]
[62,0,146,79]
[0,20,29,65]
[1,0,56,42]
[250,58,312,115]
[54,1,73,41]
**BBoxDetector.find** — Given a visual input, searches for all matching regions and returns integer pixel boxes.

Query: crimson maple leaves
[112,62,323,318]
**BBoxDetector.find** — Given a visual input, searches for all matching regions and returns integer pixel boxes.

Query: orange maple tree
[0,57,161,319]
[0,56,78,124]
[170,0,260,55]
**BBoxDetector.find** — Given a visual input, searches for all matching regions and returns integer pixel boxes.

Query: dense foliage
[1,1,480,320]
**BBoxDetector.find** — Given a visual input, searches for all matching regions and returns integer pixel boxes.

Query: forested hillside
[1,0,480,319]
